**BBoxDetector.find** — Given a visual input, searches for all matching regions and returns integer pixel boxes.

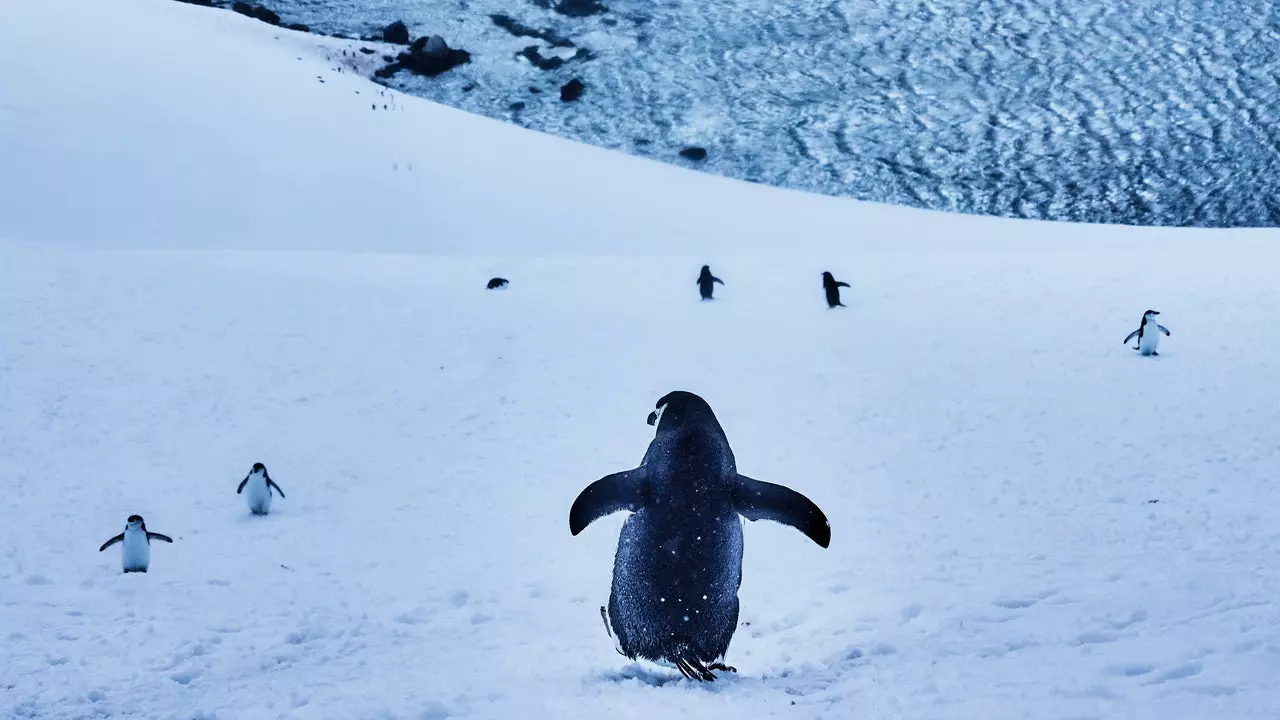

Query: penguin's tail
[670,646,717,682]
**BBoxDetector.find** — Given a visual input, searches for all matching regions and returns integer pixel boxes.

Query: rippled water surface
[267,0,1280,226]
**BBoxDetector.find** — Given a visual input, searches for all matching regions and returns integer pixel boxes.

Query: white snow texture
[2,0,1280,718]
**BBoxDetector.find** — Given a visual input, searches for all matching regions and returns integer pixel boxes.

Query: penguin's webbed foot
[673,655,717,682]
[708,662,737,674]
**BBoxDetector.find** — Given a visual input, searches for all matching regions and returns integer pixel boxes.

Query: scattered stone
[509,102,526,111]
[174,0,215,7]
[679,146,708,161]
[285,23,310,32]
[359,47,376,55]
[528,86,543,94]
[231,2,280,25]
[462,83,477,92]
[383,20,410,44]
[555,0,607,16]
[489,14,575,48]
[520,46,565,71]
[560,78,585,101]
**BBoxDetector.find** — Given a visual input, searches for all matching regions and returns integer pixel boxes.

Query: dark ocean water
[266,0,1280,226]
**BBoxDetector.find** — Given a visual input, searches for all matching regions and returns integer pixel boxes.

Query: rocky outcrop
[382,20,410,44]
[231,2,280,25]
[679,147,708,161]
[376,35,471,78]
[560,78,586,102]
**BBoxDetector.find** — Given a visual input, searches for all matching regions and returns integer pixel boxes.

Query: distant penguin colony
[237,462,286,515]
[1124,309,1170,356]
[99,515,173,573]
[570,391,829,681]
[822,271,850,308]
[696,265,723,300]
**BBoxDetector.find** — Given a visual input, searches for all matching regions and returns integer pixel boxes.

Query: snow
[3,0,1280,718]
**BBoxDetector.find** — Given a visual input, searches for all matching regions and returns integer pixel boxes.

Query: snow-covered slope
[2,0,1280,719]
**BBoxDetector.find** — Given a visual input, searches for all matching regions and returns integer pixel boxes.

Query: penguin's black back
[607,421,744,665]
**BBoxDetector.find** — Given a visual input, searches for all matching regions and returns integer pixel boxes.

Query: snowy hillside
[3,0,1280,718]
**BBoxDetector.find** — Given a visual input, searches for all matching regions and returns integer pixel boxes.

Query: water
[264,0,1280,227]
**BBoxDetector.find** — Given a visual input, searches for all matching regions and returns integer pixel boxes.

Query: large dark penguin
[821,271,850,308]
[569,391,830,681]
[696,265,724,300]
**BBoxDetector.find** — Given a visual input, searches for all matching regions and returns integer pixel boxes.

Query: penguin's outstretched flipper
[237,474,250,493]
[569,469,648,535]
[1123,329,1140,345]
[146,532,174,543]
[733,475,831,548]
[267,479,286,498]
[836,281,850,289]
[98,534,124,552]
[713,276,724,285]
[1158,325,1170,336]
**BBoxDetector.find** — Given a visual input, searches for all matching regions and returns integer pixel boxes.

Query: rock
[411,35,450,57]
[359,47,376,55]
[679,146,708,161]
[231,2,280,25]
[375,37,471,78]
[560,78,585,102]
[285,23,310,32]
[554,0,606,16]
[489,14,575,48]
[520,46,564,71]
[508,102,526,111]
[382,20,410,44]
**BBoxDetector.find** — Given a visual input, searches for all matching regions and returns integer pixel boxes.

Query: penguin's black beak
[646,411,658,426]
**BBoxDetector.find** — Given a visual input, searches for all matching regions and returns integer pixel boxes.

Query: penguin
[696,265,724,301]
[822,271,849,308]
[99,515,173,573]
[237,462,286,515]
[1123,309,1170,356]
[569,391,829,681]
[486,277,509,290]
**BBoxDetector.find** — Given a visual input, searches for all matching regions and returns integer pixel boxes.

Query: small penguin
[1123,309,1170,356]
[822,271,850,308]
[696,265,724,301]
[570,391,829,681]
[99,515,173,573]
[237,462,286,515]
[486,277,509,290]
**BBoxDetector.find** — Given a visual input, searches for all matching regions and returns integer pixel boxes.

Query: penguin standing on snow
[697,265,724,301]
[237,462,286,515]
[569,391,830,681]
[99,515,173,573]
[486,277,509,290]
[1123,309,1170,356]
[822,271,850,308]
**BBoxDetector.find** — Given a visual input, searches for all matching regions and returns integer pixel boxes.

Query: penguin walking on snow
[237,462,286,515]
[822,272,850,308]
[99,515,173,573]
[1123,310,1170,356]
[697,265,724,301]
[569,391,829,681]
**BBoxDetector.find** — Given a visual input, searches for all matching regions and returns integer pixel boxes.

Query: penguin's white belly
[122,530,150,572]
[245,476,273,514]
[1138,327,1160,355]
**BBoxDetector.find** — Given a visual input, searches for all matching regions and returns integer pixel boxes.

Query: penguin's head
[699,265,711,275]
[1144,309,1160,318]
[822,271,835,284]
[127,515,144,527]
[647,390,715,428]
[251,462,266,474]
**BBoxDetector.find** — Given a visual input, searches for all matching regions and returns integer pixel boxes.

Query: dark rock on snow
[680,146,708,161]
[285,23,310,32]
[359,47,377,55]
[555,0,607,16]
[560,78,586,102]
[383,20,410,44]
[375,35,470,78]
[231,2,280,25]
[174,0,216,7]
